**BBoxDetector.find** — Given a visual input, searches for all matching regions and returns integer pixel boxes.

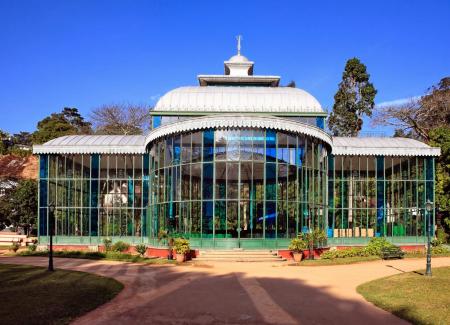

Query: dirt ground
[2,256,449,324]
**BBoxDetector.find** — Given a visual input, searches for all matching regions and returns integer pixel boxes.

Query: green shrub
[364,237,395,256]
[9,242,20,252]
[321,247,370,259]
[431,245,450,255]
[288,237,307,252]
[105,251,140,262]
[80,251,106,259]
[27,244,37,252]
[436,228,449,244]
[173,238,190,255]
[103,238,112,251]
[53,251,105,259]
[431,238,441,247]
[301,229,327,248]
[111,241,130,252]
[135,244,147,257]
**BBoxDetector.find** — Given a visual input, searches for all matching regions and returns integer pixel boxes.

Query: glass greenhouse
[34,51,440,249]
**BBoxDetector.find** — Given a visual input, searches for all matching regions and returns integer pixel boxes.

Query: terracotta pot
[293,252,303,262]
[176,253,185,263]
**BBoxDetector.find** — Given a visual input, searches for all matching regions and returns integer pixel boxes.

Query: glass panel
[203,163,213,200]
[215,130,227,161]
[227,162,239,199]
[253,162,264,201]
[152,116,161,128]
[215,162,226,199]
[203,129,214,162]
[227,201,238,238]
[181,133,192,163]
[191,201,201,235]
[266,163,276,201]
[240,161,252,200]
[277,164,287,200]
[191,163,201,200]
[227,130,240,161]
[240,129,253,160]
[266,130,276,162]
[265,201,276,238]
[191,132,202,163]
[202,201,213,236]
[277,200,287,238]
[252,130,265,161]
[215,200,226,238]
[240,200,251,237]
[277,132,289,163]
[173,135,181,165]
[253,200,264,238]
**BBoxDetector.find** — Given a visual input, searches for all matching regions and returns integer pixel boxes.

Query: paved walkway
[1,256,450,324]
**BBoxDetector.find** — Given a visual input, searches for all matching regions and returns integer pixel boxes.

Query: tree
[328,58,377,136]
[11,132,33,146]
[373,78,450,234]
[0,129,9,155]
[373,77,450,142]
[429,127,450,229]
[8,179,38,235]
[0,192,13,229]
[89,103,151,135]
[32,107,92,144]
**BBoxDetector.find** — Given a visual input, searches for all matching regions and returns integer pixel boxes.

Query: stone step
[198,254,280,259]
[195,249,284,262]
[194,257,285,262]
[199,251,276,256]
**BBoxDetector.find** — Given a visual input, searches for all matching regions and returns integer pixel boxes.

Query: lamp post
[425,200,433,277]
[48,203,55,272]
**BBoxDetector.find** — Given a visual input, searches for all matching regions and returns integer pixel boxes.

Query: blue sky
[0,0,449,135]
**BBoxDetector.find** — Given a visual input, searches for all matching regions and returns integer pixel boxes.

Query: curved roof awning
[32,123,440,157]
[332,137,441,156]
[33,135,146,154]
[144,115,332,148]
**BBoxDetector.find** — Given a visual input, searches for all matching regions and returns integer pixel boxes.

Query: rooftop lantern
[224,35,254,76]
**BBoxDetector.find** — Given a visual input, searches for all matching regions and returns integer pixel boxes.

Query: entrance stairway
[195,249,286,262]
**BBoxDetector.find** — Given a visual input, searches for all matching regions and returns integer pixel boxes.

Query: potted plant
[173,238,190,263]
[158,229,174,259]
[302,228,327,260]
[288,237,307,262]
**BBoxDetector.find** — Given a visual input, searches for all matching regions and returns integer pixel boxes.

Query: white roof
[332,137,441,156]
[33,135,146,154]
[154,86,325,114]
[227,54,250,63]
[144,115,332,147]
[32,128,440,157]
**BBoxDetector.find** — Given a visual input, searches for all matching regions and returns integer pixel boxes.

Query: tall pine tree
[328,58,377,136]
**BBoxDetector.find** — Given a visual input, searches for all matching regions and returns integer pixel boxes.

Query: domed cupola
[198,35,280,87]
[224,36,254,76]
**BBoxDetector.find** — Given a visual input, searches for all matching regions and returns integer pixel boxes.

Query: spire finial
[236,35,242,55]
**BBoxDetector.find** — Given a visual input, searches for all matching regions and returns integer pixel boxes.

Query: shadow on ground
[0,257,406,325]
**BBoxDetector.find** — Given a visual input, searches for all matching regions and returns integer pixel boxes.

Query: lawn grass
[291,255,381,266]
[0,264,123,324]
[357,266,450,325]
[290,249,450,266]
[15,250,176,264]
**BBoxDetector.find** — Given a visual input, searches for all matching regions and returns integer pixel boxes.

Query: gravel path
[2,256,449,324]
